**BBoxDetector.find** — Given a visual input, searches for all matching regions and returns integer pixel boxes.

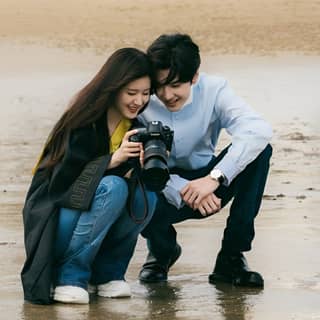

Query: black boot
[139,244,182,283]
[208,251,264,288]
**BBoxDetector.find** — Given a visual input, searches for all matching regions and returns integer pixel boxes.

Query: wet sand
[1,0,320,319]
[1,43,319,320]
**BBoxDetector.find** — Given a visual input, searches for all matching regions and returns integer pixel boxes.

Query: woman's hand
[108,129,143,169]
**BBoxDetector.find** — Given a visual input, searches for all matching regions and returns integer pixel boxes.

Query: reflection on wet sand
[90,282,182,320]
[214,283,263,320]
[22,302,90,320]
[17,270,320,320]
[21,283,181,320]
[21,281,262,320]
[141,282,181,319]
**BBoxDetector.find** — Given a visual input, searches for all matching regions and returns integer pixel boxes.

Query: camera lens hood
[142,158,169,191]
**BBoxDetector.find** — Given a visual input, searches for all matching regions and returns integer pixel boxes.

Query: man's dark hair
[147,33,201,85]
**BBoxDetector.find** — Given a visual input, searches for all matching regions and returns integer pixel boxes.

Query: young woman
[21,48,157,304]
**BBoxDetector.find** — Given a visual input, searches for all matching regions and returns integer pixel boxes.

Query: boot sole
[209,272,264,288]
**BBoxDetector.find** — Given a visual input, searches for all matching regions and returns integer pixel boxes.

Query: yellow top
[32,119,132,175]
[109,118,132,153]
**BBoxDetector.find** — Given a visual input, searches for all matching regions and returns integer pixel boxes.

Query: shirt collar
[184,86,193,107]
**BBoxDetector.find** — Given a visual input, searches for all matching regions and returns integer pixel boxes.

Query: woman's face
[114,76,151,119]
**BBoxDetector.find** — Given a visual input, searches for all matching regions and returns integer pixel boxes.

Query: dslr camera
[129,121,174,191]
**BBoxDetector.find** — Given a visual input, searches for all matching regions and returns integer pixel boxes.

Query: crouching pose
[138,33,273,288]
[21,48,157,304]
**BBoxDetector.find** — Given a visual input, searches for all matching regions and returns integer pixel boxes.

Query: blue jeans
[54,175,156,289]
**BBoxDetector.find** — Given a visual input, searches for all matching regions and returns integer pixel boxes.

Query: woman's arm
[48,126,110,210]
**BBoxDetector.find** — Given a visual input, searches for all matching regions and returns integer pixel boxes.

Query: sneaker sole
[54,294,89,304]
[97,281,131,298]
[97,290,131,298]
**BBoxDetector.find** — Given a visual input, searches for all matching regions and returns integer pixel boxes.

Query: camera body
[129,121,174,191]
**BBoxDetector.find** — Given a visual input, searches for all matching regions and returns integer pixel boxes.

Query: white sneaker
[54,286,89,304]
[97,280,131,298]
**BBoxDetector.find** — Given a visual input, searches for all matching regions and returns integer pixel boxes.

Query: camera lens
[142,159,169,191]
[142,139,169,191]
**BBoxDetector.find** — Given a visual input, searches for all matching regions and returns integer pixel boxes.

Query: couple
[21,33,272,305]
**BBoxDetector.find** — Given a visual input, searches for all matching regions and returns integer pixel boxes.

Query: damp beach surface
[0,0,320,319]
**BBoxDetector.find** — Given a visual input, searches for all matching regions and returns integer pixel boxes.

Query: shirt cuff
[162,174,189,209]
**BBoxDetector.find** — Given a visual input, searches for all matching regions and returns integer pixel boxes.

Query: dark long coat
[21,115,135,304]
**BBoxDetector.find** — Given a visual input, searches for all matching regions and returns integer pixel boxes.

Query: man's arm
[181,79,272,211]
[214,80,273,183]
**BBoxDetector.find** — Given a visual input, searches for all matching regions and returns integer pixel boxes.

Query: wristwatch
[210,168,225,185]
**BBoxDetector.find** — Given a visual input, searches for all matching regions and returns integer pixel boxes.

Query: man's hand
[197,193,221,216]
[180,175,220,209]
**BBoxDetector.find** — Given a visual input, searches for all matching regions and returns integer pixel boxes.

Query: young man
[138,33,273,287]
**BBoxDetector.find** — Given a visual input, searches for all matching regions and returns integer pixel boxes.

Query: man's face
[155,69,198,112]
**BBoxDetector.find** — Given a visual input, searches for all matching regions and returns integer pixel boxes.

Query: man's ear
[191,70,199,84]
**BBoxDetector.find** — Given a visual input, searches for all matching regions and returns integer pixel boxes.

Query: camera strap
[127,168,149,224]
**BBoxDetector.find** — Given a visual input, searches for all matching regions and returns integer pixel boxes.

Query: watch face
[211,169,220,179]
[211,169,224,183]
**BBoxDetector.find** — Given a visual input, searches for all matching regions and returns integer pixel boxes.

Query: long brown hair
[41,48,151,169]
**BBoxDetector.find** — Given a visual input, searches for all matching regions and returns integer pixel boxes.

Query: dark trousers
[141,144,273,265]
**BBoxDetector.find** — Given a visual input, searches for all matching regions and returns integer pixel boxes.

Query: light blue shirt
[139,73,272,208]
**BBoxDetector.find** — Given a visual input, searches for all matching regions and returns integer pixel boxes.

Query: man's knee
[259,144,273,161]
[247,144,273,171]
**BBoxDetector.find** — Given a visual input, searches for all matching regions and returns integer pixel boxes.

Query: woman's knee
[96,176,128,197]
